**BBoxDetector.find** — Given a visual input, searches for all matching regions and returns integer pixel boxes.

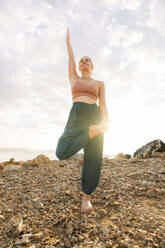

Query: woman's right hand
[66,27,70,42]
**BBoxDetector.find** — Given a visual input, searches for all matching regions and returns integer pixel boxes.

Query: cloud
[148,0,165,35]
[122,0,141,11]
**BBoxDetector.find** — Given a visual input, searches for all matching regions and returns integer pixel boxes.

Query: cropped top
[71,80,99,100]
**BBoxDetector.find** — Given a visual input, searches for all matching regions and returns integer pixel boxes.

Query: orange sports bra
[71,80,99,100]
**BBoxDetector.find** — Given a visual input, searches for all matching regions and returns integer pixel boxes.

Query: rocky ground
[0,155,165,248]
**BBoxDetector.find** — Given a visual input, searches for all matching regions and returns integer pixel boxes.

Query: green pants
[55,102,104,195]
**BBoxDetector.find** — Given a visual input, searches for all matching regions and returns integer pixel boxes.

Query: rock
[135,154,143,160]
[158,168,165,174]
[105,241,113,247]
[125,154,132,159]
[13,219,25,235]
[15,236,29,245]
[0,215,5,220]
[143,152,150,159]
[0,179,5,185]
[33,232,42,239]
[158,226,165,232]
[33,154,50,166]
[115,153,127,160]
[64,236,71,247]
[134,139,165,158]
[146,186,160,198]
[9,157,15,163]
[72,245,79,248]
[98,209,107,216]
[66,222,73,235]
[101,226,110,235]
[23,233,33,239]
[161,152,165,159]
[32,198,44,209]
[3,164,22,172]
[151,151,163,158]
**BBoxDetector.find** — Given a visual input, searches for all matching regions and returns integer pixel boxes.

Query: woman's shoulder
[95,80,105,88]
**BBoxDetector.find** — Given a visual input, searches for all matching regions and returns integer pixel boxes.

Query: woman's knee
[56,143,73,160]
[55,145,67,160]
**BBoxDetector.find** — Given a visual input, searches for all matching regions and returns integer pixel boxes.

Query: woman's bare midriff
[72,96,97,104]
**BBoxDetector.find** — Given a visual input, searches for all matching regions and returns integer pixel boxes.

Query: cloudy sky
[0,0,165,156]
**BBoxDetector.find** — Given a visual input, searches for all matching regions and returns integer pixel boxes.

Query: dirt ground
[0,156,165,247]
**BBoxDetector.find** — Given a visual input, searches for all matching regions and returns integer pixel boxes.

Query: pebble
[0,215,5,220]
[158,226,165,232]
[0,179,5,185]
[101,226,110,235]
[32,198,44,209]
[3,164,22,172]
[67,222,73,235]
[15,236,29,245]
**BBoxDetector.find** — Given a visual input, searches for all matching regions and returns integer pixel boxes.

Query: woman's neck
[81,72,92,80]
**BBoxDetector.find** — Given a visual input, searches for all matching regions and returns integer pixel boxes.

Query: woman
[56,28,110,213]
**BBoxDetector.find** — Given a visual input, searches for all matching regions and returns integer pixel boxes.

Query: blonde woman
[56,28,110,213]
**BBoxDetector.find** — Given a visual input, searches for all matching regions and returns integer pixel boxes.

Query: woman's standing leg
[81,132,104,212]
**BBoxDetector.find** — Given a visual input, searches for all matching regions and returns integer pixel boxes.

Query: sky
[0,0,165,157]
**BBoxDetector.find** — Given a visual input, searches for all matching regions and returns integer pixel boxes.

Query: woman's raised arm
[66,28,78,83]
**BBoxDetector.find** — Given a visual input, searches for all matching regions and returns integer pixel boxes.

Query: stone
[134,139,165,158]
[146,186,160,197]
[33,232,42,239]
[98,208,107,216]
[161,152,165,159]
[9,157,15,163]
[0,179,5,185]
[135,154,143,160]
[72,245,79,248]
[66,222,73,235]
[0,215,5,220]
[3,164,22,172]
[32,198,44,209]
[115,153,127,160]
[101,226,110,235]
[158,168,165,174]
[15,236,29,245]
[152,151,162,158]
[125,154,132,159]
[158,226,165,232]
[33,154,50,166]
[143,152,150,159]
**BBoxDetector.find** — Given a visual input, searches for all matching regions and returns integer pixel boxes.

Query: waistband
[73,101,97,106]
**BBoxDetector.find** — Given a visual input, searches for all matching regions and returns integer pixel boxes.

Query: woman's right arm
[66,28,78,83]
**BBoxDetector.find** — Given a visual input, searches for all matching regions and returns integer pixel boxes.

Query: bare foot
[81,194,93,213]
[88,123,108,139]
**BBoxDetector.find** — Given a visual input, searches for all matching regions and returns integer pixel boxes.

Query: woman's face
[79,56,93,72]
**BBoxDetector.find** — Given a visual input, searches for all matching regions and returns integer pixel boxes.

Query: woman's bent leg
[56,127,89,160]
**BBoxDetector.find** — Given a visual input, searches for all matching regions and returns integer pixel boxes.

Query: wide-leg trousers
[55,102,104,195]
